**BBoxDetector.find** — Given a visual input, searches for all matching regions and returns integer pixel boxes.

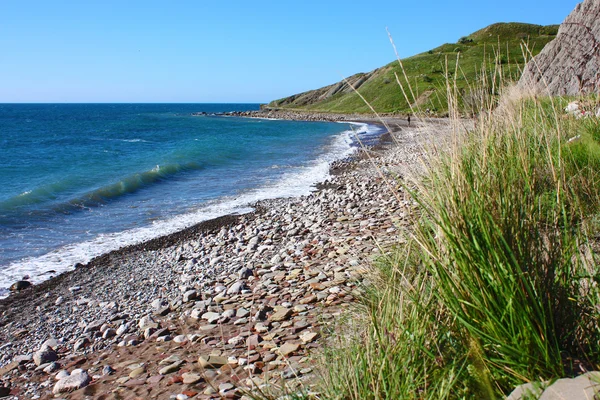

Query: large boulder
[519,0,600,95]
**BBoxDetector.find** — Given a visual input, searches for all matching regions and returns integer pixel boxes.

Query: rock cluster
[519,0,600,95]
[0,119,433,399]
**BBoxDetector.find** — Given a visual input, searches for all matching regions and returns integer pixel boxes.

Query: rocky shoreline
[0,115,441,399]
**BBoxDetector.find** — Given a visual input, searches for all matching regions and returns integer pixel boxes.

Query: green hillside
[267,23,559,115]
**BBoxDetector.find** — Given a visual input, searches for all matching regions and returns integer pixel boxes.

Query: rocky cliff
[519,0,600,95]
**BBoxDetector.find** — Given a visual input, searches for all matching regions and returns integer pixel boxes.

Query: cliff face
[268,70,378,109]
[519,0,600,95]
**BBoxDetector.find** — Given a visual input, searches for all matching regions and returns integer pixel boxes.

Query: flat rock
[508,372,600,400]
[158,360,183,375]
[198,355,227,369]
[278,342,300,357]
[182,372,203,384]
[53,370,91,394]
[270,308,293,322]
[33,347,57,366]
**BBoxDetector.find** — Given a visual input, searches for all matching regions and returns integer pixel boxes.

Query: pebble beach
[0,114,448,399]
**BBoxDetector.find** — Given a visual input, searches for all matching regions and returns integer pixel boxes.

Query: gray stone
[43,362,59,374]
[102,365,115,375]
[508,372,600,399]
[53,370,91,394]
[138,315,158,330]
[102,328,117,339]
[158,360,183,375]
[519,0,600,95]
[74,337,90,352]
[33,346,57,366]
[227,281,244,295]
[84,320,104,333]
[270,307,293,322]
[238,267,254,279]
[201,311,220,324]
[182,290,198,303]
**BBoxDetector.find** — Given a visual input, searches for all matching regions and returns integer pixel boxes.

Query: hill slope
[267,23,559,115]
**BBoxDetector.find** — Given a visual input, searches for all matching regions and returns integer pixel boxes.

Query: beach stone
[159,360,183,375]
[508,372,600,399]
[53,370,91,394]
[183,290,198,303]
[182,372,203,384]
[138,315,158,330]
[190,308,204,320]
[279,342,300,357]
[198,355,227,369]
[102,365,115,375]
[219,382,235,393]
[246,334,263,350]
[73,337,90,352]
[238,267,254,279]
[147,375,163,385]
[201,312,221,323]
[151,298,169,310]
[236,308,250,318]
[116,323,131,336]
[254,323,269,333]
[300,331,319,343]
[227,281,244,295]
[10,280,32,291]
[102,328,117,339]
[14,354,32,364]
[84,319,104,333]
[43,361,59,374]
[270,307,293,322]
[33,346,57,366]
[173,334,188,343]
[129,366,146,378]
[55,370,70,380]
[159,354,181,365]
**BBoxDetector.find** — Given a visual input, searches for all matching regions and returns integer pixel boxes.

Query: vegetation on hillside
[267,23,559,115]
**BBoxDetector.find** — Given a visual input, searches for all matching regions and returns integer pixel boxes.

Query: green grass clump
[317,87,600,398]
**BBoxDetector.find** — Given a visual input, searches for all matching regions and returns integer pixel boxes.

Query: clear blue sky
[0,0,580,103]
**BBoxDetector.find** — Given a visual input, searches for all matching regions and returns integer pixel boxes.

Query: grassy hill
[266,23,559,115]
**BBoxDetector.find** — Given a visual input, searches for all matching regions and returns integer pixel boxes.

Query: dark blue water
[0,104,380,294]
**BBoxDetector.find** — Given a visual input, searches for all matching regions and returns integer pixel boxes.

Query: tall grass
[317,52,600,398]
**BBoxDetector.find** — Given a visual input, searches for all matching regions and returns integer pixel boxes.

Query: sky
[0,0,581,103]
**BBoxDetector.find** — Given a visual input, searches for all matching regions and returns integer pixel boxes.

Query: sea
[0,103,382,297]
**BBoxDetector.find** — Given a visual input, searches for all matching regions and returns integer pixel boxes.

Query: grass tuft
[314,46,600,399]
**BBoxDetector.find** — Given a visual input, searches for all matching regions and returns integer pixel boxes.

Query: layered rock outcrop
[519,0,600,95]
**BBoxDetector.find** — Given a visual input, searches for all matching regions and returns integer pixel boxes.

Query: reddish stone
[246,334,263,350]
[182,390,198,397]
[125,378,147,387]
[147,375,163,385]
[248,354,261,363]
[168,375,183,385]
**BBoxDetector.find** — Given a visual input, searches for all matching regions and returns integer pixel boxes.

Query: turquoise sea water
[0,103,381,295]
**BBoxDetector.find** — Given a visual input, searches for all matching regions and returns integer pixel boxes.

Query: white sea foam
[0,123,376,297]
